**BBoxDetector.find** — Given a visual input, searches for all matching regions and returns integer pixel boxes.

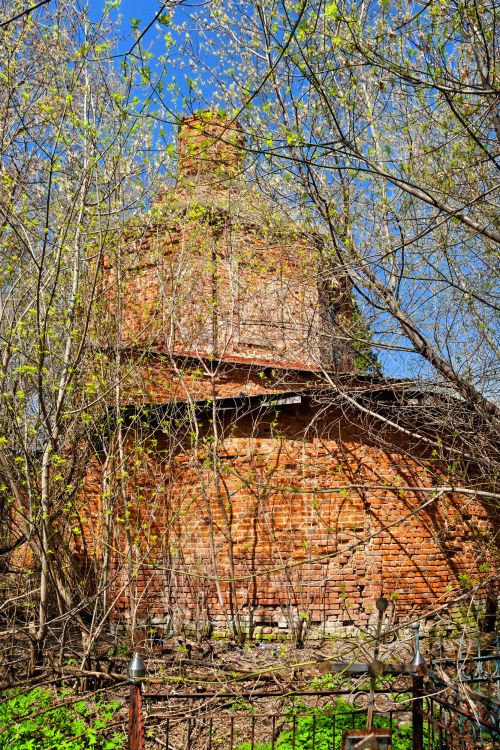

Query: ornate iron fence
[424,633,500,748]
[127,681,499,750]
[421,693,499,750]
[126,624,500,749]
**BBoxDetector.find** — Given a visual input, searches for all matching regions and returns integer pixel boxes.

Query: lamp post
[128,652,146,750]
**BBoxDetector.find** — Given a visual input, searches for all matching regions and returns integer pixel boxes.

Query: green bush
[0,687,125,749]
[236,699,418,750]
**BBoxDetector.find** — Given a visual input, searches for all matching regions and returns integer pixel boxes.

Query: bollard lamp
[128,652,146,683]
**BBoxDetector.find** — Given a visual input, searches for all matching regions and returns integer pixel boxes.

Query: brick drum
[81,112,497,635]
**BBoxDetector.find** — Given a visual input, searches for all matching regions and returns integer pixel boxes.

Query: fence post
[128,682,144,750]
[412,676,424,750]
[128,652,146,750]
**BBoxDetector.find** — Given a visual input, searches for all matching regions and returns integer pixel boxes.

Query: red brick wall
[80,399,495,634]
[104,219,354,373]
[177,112,245,183]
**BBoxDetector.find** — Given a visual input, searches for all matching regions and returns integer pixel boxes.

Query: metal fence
[140,701,411,750]
[422,693,499,750]
[151,707,405,750]
[127,683,420,750]
[424,634,500,749]
[126,683,499,750]
[126,630,500,750]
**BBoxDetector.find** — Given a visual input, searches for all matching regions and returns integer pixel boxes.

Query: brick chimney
[177,111,245,185]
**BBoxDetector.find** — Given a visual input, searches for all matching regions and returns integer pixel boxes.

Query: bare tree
[163,0,499,470]
[0,0,162,672]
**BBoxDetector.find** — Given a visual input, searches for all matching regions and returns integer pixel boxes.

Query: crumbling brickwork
[103,111,355,378]
[80,394,495,635]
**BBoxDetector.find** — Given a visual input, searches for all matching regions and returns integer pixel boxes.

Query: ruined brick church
[82,112,494,637]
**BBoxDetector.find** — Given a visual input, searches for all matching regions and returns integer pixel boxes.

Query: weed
[235,699,431,750]
[0,687,124,749]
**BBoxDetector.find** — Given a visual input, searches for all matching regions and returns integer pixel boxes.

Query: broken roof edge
[115,346,455,406]
[120,384,461,418]
[118,345,463,388]
[122,346,326,373]
[119,345,403,379]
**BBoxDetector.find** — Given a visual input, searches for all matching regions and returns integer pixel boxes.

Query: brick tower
[82,114,496,636]
[106,110,355,387]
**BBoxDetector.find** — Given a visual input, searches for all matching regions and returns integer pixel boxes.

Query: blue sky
[79,0,442,381]
[93,0,163,28]
[91,0,181,57]
[81,0,412,379]
[88,0,211,112]
[109,0,165,37]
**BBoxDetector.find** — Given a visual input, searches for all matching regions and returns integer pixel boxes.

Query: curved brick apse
[81,393,495,635]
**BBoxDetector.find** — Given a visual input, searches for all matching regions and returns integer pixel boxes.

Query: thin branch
[0,0,51,29]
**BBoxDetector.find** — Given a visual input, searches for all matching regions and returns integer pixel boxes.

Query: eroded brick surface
[102,114,355,379]
[81,401,495,633]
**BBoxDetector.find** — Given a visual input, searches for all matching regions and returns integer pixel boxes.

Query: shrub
[0,687,125,749]
[236,699,419,750]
